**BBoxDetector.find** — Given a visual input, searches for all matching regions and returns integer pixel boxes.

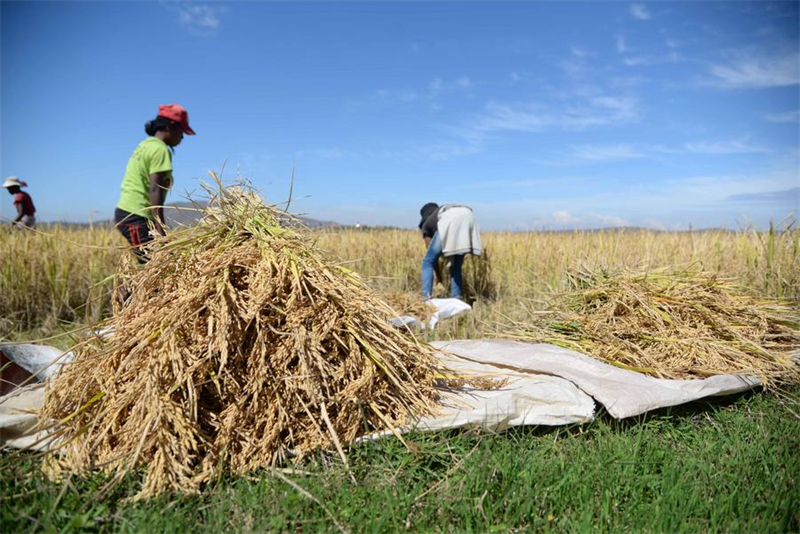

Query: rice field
[2,221,798,339]
[1,220,799,532]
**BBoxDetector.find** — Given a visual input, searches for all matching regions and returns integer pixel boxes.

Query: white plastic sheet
[0,339,759,452]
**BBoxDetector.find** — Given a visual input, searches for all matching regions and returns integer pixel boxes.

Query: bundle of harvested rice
[505,266,800,387]
[40,182,443,499]
[380,291,436,323]
[438,251,496,302]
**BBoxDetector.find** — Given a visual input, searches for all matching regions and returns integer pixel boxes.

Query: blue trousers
[422,232,465,299]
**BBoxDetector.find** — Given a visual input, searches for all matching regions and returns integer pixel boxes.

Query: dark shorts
[114,208,154,263]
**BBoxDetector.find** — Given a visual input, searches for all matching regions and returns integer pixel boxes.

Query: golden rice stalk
[505,266,800,387]
[379,291,436,322]
[40,181,444,499]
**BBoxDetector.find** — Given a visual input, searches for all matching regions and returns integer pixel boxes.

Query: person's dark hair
[144,116,177,136]
[419,202,439,229]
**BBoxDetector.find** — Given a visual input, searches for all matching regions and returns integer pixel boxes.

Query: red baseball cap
[158,103,196,135]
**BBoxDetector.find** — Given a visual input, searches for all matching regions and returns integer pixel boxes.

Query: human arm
[11,200,23,224]
[148,172,170,236]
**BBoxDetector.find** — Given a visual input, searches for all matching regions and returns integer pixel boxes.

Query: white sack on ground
[0,384,52,451]
[431,339,760,419]
[388,298,471,330]
[0,343,69,381]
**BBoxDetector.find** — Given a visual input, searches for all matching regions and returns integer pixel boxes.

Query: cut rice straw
[39,177,451,499]
[504,265,800,388]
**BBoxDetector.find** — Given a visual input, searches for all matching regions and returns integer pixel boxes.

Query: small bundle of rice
[40,182,443,499]
[506,266,800,387]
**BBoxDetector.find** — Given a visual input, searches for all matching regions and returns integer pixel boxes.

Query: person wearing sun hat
[2,176,37,229]
[115,103,195,262]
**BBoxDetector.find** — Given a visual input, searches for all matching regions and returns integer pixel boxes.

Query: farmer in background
[2,176,36,229]
[419,202,482,300]
[115,103,195,262]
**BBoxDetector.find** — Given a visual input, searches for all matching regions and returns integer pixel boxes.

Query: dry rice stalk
[380,291,436,322]
[505,266,800,387]
[40,181,444,499]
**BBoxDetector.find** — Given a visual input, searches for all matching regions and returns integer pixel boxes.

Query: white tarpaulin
[0,339,759,451]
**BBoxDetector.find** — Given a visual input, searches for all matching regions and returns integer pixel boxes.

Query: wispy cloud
[629,4,651,20]
[456,76,472,88]
[295,149,345,159]
[570,45,591,58]
[464,178,572,190]
[532,210,629,229]
[432,94,640,158]
[683,139,769,154]
[623,56,650,67]
[727,187,800,203]
[707,51,800,88]
[764,109,800,123]
[568,144,644,161]
[375,89,418,103]
[473,95,639,135]
[172,3,226,36]
[615,34,627,53]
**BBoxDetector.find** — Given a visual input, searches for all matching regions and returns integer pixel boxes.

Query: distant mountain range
[39,201,341,229]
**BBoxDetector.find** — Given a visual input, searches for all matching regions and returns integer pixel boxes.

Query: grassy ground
[2,389,798,533]
[1,224,798,532]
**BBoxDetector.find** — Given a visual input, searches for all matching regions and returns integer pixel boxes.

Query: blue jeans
[422,232,465,299]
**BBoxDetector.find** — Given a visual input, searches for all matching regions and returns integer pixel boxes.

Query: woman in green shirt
[115,103,195,262]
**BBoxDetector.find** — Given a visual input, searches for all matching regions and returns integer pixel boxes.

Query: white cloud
[571,45,590,58]
[456,76,472,88]
[174,3,226,36]
[450,94,639,146]
[765,110,800,123]
[615,34,627,53]
[708,51,799,88]
[532,210,629,229]
[569,144,644,161]
[623,56,650,67]
[429,78,443,92]
[376,89,417,103]
[295,149,344,159]
[683,139,769,154]
[629,4,651,20]
[552,210,579,225]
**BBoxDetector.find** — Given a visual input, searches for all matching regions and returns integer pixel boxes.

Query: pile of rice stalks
[40,183,443,499]
[506,266,800,387]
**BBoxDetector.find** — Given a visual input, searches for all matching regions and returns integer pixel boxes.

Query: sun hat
[158,103,196,135]
[418,202,439,229]
[2,176,26,189]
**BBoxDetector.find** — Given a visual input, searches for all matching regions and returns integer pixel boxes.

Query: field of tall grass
[1,222,799,532]
[2,222,797,340]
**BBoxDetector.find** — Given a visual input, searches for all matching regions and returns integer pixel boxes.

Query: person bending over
[418,202,482,300]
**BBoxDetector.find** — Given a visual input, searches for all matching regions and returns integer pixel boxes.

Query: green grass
[3,389,798,533]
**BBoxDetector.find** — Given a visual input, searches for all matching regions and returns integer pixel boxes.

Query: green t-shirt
[116,137,173,219]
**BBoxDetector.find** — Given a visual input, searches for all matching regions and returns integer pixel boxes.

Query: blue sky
[1,1,798,230]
